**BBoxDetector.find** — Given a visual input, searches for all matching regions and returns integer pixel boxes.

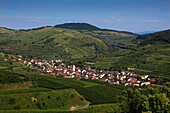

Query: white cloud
[26,19,41,23]
[142,19,159,23]
[104,17,124,23]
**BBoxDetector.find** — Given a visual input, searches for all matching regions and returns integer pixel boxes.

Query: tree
[117,86,170,113]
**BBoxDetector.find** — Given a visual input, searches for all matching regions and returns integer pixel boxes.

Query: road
[71,103,89,111]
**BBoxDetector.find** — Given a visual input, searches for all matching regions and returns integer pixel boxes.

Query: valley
[0,23,169,113]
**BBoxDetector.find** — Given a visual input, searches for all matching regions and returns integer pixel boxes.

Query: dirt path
[71,103,89,111]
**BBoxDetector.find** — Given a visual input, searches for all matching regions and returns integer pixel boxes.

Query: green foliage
[30,76,127,104]
[118,86,170,113]
[135,29,170,46]
[0,70,29,84]
[0,89,87,110]
[109,44,170,80]
[54,23,101,31]
[0,88,52,95]
[0,110,89,113]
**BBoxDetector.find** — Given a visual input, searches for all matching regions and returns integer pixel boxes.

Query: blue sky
[0,0,169,32]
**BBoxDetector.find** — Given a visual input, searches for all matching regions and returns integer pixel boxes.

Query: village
[12,55,155,87]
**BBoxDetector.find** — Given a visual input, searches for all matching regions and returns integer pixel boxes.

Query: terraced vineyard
[0,53,130,112]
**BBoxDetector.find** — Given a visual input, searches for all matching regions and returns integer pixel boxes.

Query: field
[30,76,128,104]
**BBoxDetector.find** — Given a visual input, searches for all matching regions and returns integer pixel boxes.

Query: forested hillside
[109,30,170,80]
[135,29,170,45]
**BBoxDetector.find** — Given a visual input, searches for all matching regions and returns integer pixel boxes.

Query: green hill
[54,23,101,31]
[55,23,137,52]
[0,23,137,59]
[0,27,109,59]
[138,29,170,46]
[110,30,170,80]
[134,29,170,44]
[67,29,170,81]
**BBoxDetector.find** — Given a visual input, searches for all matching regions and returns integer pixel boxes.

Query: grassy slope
[79,29,137,52]
[77,103,119,113]
[110,30,170,80]
[0,89,87,110]
[0,27,109,59]
[0,23,137,59]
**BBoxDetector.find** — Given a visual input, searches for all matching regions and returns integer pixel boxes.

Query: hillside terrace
[12,55,156,86]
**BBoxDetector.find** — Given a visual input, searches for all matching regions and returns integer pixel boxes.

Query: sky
[0,0,170,32]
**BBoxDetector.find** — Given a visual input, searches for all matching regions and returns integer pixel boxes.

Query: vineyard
[30,76,129,104]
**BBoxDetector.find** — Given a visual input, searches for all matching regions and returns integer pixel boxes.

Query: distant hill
[137,31,157,35]
[54,23,136,35]
[54,23,101,31]
[137,29,170,46]
[0,23,137,59]
[0,27,109,59]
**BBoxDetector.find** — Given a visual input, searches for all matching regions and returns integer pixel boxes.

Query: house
[92,76,99,80]
[132,83,140,86]
[101,78,108,82]
[75,73,81,78]
[63,68,67,73]
[141,81,150,86]
[113,81,119,84]
[121,71,128,75]
[38,62,43,66]
[90,69,96,72]
[84,75,89,79]
[121,80,126,84]
[73,65,76,72]
[132,74,138,77]
[129,78,137,83]
[65,76,73,78]
[27,62,32,66]
[23,61,27,64]
[119,75,126,80]
[141,75,149,79]
[124,81,131,86]
[35,61,39,64]
[127,67,135,70]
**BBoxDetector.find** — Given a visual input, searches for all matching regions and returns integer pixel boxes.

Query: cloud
[104,17,124,23]
[27,19,41,23]
[142,19,159,23]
